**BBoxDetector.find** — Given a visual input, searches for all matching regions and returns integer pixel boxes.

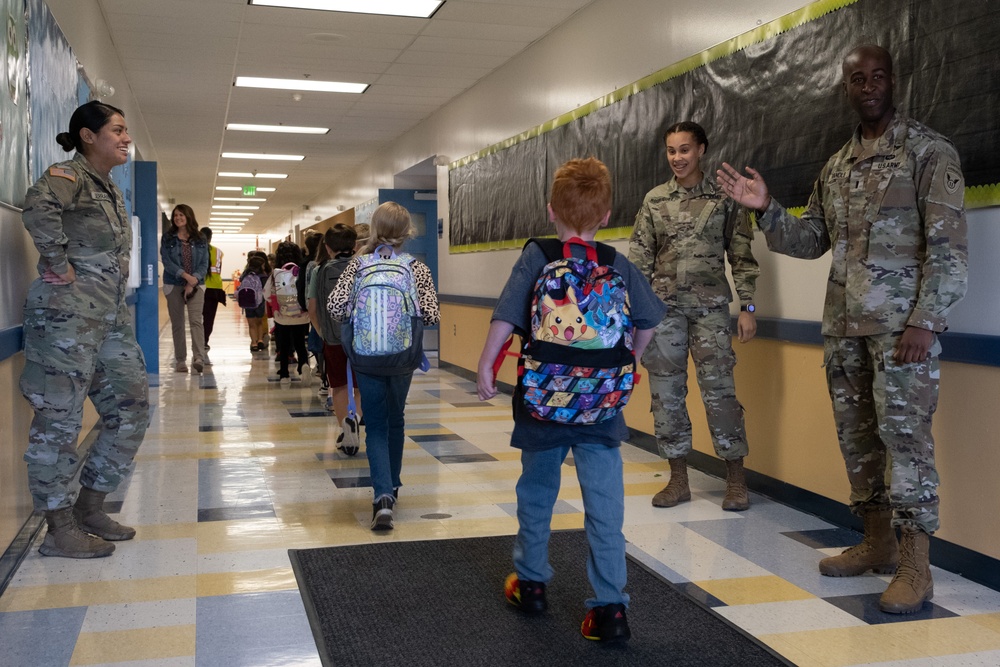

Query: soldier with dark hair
[630,121,759,512]
[20,100,150,559]
[718,44,968,614]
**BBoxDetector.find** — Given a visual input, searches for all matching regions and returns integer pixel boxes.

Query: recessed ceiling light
[218,172,287,179]
[247,0,443,19]
[234,76,368,94]
[211,218,252,222]
[222,152,304,161]
[227,123,329,135]
[212,205,261,210]
[214,197,268,202]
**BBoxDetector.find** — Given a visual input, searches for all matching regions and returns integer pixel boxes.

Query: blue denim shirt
[160,232,209,286]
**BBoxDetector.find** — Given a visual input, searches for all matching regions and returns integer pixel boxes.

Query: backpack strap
[525,237,617,265]
[524,237,563,263]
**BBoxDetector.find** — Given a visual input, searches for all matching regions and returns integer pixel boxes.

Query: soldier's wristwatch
[741,304,755,313]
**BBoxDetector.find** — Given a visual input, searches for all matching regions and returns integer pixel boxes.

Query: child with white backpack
[265,241,310,386]
[327,202,440,531]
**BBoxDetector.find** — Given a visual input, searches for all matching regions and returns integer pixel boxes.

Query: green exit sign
[242,185,256,196]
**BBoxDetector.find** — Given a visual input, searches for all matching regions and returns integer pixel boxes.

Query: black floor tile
[782,528,862,549]
[823,592,956,624]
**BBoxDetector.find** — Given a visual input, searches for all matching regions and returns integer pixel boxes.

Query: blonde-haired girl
[327,202,440,530]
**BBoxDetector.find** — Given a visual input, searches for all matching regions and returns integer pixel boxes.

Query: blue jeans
[356,371,414,500]
[514,442,629,609]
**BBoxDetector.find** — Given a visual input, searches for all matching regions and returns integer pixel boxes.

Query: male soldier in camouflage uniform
[630,121,759,512]
[20,101,150,558]
[718,45,968,614]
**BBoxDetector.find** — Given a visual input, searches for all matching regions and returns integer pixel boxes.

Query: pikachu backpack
[517,237,635,425]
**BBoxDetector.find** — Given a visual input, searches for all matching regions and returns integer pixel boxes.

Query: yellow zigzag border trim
[451,0,859,170]
[967,183,1000,209]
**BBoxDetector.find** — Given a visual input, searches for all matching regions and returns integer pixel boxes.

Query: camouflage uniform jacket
[629,174,758,308]
[22,153,132,325]
[756,113,968,336]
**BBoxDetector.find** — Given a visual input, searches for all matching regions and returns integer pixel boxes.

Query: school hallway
[1,304,1000,666]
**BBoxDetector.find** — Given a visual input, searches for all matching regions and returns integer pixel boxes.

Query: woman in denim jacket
[161,204,209,373]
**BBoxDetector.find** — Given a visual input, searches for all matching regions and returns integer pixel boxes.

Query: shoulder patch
[48,166,76,182]
[944,162,963,195]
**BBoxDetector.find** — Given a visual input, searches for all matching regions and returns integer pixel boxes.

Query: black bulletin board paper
[448,0,1000,253]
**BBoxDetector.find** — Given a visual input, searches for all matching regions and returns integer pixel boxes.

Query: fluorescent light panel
[222,152,304,161]
[218,172,287,179]
[227,123,329,135]
[212,205,260,210]
[247,0,442,18]
[215,186,277,192]
[214,197,267,202]
[234,76,368,94]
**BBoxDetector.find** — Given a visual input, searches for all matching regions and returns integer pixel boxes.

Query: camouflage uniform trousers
[19,308,150,512]
[641,305,748,461]
[824,333,942,534]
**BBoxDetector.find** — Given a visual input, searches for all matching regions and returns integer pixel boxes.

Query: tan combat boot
[74,487,136,541]
[39,507,115,558]
[652,457,691,507]
[722,457,750,511]
[819,509,898,577]
[879,527,933,614]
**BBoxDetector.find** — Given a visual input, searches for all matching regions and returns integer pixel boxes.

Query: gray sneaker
[175,361,188,373]
[371,495,394,531]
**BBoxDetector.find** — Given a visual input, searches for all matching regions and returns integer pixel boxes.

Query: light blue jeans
[514,442,629,609]
[356,371,413,500]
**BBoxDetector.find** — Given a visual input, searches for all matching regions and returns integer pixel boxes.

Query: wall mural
[0,0,28,207]
[27,0,78,184]
[448,0,1000,252]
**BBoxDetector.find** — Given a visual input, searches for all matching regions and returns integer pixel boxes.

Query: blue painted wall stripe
[439,295,1000,368]
[0,326,22,362]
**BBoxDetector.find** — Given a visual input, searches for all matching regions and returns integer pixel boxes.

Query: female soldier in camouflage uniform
[20,100,150,558]
[629,122,759,511]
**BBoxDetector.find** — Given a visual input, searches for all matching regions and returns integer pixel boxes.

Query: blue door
[378,189,438,350]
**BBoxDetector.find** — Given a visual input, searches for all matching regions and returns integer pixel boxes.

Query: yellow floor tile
[694,575,815,605]
[759,617,1000,667]
[196,568,298,597]
[195,518,286,554]
[969,611,1000,633]
[0,577,197,612]
[71,626,195,665]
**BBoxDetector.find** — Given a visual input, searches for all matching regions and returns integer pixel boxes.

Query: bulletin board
[448,0,1000,252]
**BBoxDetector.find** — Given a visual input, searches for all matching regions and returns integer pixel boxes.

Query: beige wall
[441,303,1000,561]
[0,355,32,552]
